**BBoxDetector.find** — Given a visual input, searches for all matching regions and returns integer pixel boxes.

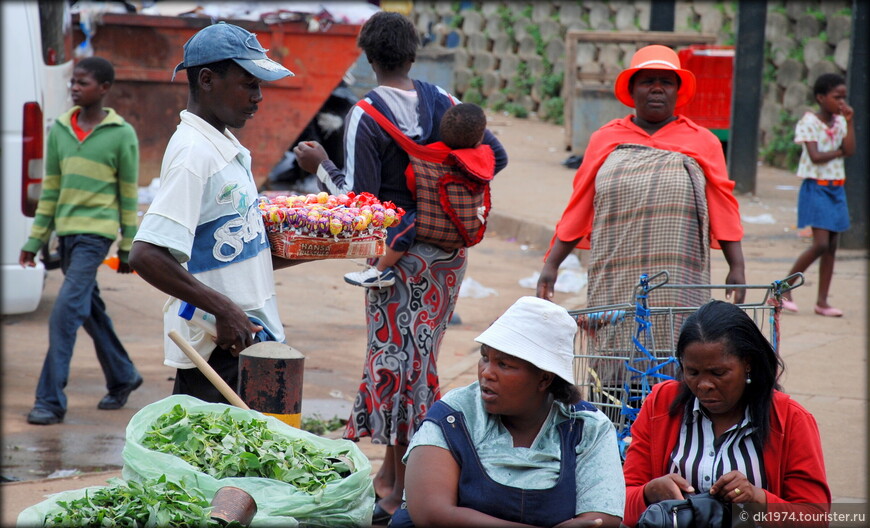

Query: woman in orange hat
[536,45,747,422]
[537,44,746,311]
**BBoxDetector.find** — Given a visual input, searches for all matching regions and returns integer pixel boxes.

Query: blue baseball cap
[172,22,294,82]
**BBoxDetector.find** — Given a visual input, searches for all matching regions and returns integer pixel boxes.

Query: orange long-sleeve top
[553,114,743,251]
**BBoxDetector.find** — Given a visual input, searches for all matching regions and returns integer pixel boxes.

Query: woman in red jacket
[622,300,830,527]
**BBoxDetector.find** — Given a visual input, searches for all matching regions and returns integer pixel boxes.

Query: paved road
[1,113,866,523]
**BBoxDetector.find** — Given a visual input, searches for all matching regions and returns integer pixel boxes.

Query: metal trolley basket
[568,270,804,457]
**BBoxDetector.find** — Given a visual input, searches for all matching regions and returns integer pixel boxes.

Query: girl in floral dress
[781,73,855,317]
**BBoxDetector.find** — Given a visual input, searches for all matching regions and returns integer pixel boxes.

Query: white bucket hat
[474,296,577,385]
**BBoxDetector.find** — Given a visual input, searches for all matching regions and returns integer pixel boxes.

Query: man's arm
[128,240,260,353]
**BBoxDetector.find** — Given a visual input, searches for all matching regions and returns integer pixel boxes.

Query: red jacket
[622,380,831,527]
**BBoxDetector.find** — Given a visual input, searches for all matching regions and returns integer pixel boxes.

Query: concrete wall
[408,1,854,163]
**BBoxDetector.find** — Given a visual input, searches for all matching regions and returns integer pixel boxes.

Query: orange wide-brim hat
[613,44,697,108]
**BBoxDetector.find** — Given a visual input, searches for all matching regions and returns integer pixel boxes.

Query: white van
[2,1,73,314]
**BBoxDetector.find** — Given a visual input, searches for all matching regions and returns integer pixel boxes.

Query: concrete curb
[487,211,556,252]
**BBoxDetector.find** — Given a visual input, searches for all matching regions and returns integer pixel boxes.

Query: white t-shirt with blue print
[135,110,284,368]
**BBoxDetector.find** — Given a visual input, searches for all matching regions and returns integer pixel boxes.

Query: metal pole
[846,1,870,503]
[727,0,767,194]
[649,0,675,32]
[841,0,868,249]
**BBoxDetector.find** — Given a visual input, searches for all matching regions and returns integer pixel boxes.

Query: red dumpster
[678,45,734,142]
[73,13,362,187]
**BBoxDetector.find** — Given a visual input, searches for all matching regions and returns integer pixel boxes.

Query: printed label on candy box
[269,232,386,260]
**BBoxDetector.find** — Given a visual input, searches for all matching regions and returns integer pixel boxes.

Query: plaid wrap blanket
[579,145,713,409]
[411,152,493,250]
[588,144,711,310]
[356,100,495,251]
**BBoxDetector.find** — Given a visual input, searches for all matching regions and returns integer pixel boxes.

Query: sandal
[814,305,843,317]
[780,298,799,313]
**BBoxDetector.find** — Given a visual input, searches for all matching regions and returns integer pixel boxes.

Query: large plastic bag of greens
[17,475,222,527]
[19,486,108,528]
[122,395,373,527]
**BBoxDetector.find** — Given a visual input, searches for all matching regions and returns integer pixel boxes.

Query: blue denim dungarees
[391,399,594,527]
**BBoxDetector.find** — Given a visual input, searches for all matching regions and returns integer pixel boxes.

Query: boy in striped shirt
[20,56,142,425]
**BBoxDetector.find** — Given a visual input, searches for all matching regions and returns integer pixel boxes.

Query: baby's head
[440,103,486,150]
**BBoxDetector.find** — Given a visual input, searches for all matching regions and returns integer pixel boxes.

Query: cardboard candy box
[259,191,403,260]
[268,232,386,260]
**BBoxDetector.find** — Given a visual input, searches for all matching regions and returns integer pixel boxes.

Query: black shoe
[562,154,584,169]
[98,375,143,410]
[27,407,63,425]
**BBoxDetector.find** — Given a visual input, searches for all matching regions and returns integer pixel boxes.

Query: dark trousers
[172,346,238,404]
[35,234,139,416]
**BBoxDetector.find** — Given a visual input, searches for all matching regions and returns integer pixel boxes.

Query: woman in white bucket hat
[392,297,625,528]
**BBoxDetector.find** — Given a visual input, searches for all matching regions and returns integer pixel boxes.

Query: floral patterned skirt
[343,242,467,445]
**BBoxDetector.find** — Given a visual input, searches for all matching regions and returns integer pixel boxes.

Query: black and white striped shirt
[668,398,767,492]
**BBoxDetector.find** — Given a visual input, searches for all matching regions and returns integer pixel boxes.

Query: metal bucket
[238,341,306,427]
[210,486,257,526]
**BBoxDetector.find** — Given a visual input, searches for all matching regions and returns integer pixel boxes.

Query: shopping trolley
[568,270,804,458]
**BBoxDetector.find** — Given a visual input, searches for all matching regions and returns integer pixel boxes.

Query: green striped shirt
[22,106,139,259]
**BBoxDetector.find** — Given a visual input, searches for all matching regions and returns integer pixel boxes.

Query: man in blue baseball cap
[130,22,304,403]
[171,21,294,82]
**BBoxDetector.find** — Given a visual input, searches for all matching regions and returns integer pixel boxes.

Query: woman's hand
[710,470,766,505]
[724,266,746,304]
[536,261,559,300]
[536,238,581,300]
[553,512,623,528]
[292,141,329,174]
[643,474,695,504]
[553,517,604,528]
[719,240,746,304]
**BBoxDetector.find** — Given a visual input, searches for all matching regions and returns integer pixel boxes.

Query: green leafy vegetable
[43,475,226,527]
[300,414,346,436]
[141,405,353,493]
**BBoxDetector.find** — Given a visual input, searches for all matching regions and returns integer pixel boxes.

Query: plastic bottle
[178,301,217,336]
